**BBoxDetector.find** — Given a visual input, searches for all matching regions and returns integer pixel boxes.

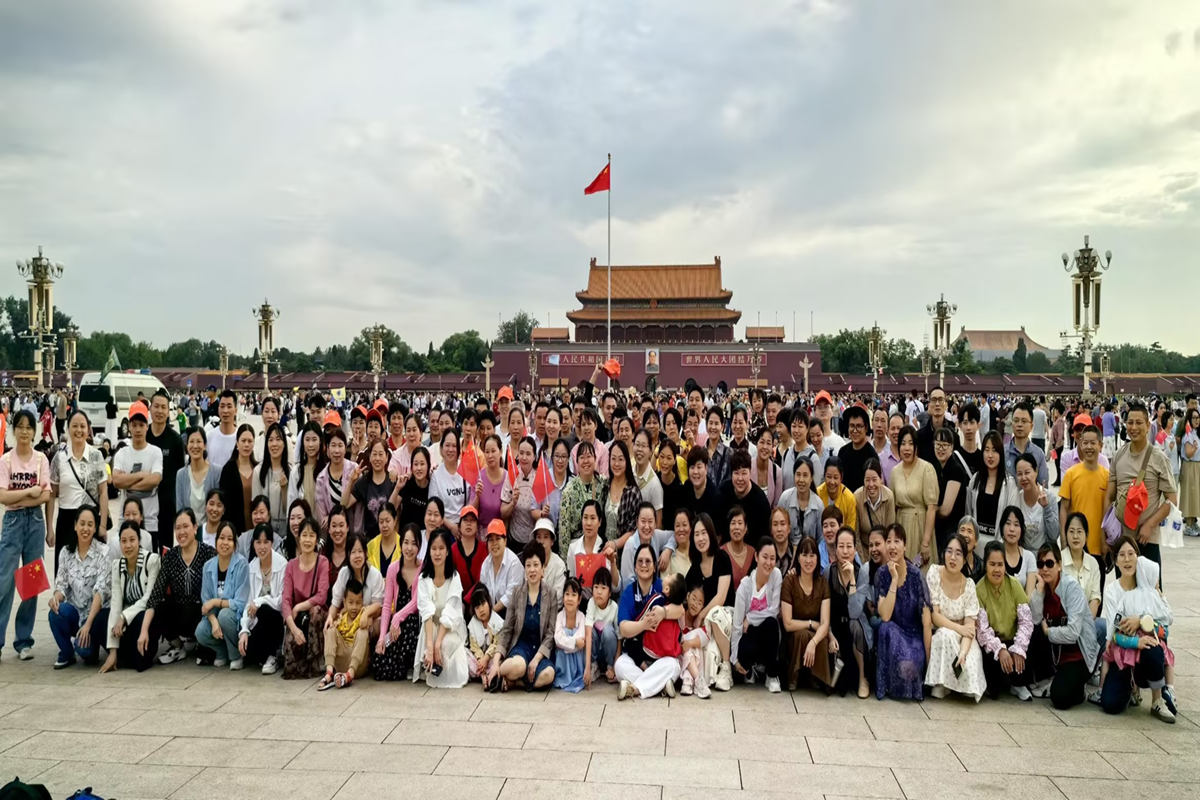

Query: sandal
[317,669,336,691]
[335,672,353,689]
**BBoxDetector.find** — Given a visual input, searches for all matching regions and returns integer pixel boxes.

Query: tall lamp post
[1060,235,1112,396]
[16,246,64,390]
[526,343,540,395]
[218,345,229,391]
[482,349,494,399]
[920,345,932,395]
[1098,350,1113,398]
[61,325,79,389]
[749,339,764,388]
[927,293,956,387]
[252,299,279,393]
[368,324,386,396]
[867,322,883,395]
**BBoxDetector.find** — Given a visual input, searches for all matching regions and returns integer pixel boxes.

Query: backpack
[0,778,51,800]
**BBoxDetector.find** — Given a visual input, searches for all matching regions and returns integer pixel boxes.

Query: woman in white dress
[413,528,468,688]
[926,533,986,701]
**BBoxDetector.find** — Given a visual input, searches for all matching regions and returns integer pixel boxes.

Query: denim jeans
[195,607,242,662]
[593,621,618,672]
[48,601,110,664]
[0,507,46,653]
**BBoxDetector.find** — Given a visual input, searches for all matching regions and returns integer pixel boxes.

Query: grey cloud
[1166,30,1182,55]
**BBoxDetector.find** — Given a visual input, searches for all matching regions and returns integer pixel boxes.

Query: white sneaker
[662,678,677,699]
[695,681,711,700]
[261,655,279,675]
[158,647,186,665]
[17,648,34,661]
[765,676,782,694]
[617,679,633,701]
[1029,678,1052,699]
[229,659,244,671]
[213,657,228,668]
[743,667,757,685]
[714,662,733,692]
[1010,685,1033,702]
[1151,701,1176,724]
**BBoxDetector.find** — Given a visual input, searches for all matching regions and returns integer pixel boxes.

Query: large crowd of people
[0,371,1191,725]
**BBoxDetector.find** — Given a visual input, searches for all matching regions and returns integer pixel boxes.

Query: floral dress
[925,566,986,702]
[373,569,421,681]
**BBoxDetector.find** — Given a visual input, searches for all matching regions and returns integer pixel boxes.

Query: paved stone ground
[1,538,1198,800]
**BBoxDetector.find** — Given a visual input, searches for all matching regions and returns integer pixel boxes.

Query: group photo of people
[0,374,1190,726]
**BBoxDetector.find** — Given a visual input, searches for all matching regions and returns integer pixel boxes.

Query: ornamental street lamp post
[927,294,956,387]
[482,351,494,399]
[867,322,883,395]
[16,246,64,390]
[252,299,279,393]
[218,345,229,391]
[526,343,540,395]
[920,346,932,395]
[1060,235,1112,397]
[368,324,386,396]
[61,325,79,389]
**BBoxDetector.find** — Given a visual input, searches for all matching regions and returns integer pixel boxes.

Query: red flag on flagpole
[14,558,50,601]
[506,447,519,487]
[584,163,610,195]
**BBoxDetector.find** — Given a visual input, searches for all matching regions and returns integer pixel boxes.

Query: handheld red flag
[575,553,608,588]
[459,439,482,487]
[584,163,610,195]
[600,358,621,378]
[14,558,50,601]
[506,447,519,487]
[530,456,553,506]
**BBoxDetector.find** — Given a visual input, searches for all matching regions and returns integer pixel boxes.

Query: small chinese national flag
[14,558,50,601]
[584,163,610,195]
[530,457,553,506]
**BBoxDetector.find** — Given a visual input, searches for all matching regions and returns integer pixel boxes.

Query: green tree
[497,311,539,345]
[439,331,489,371]
[1013,338,1028,372]
[948,338,977,374]
[1026,351,1052,372]
[988,357,1015,374]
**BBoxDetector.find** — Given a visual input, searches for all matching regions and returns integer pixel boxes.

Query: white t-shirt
[113,442,164,532]
[207,426,238,471]
[429,466,472,524]
[1032,408,1048,439]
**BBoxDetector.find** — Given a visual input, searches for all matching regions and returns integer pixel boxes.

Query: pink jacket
[383,560,420,630]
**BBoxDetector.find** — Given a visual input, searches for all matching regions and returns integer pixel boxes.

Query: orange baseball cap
[128,402,150,423]
[486,519,507,537]
[373,398,389,413]
[1072,413,1093,430]
[322,409,342,428]
[814,390,833,406]
[497,386,514,401]
[460,504,479,520]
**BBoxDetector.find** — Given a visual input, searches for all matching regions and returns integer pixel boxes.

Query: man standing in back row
[146,389,183,528]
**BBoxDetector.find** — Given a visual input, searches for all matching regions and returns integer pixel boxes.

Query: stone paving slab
[0,536,1197,800]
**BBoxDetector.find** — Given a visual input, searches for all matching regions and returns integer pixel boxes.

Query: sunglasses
[1037,559,1057,569]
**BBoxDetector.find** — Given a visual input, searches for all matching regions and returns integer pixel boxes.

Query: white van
[77,371,168,435]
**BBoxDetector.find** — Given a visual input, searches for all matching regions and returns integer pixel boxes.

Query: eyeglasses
[930,396,946,403]
[1037,559,1057,569]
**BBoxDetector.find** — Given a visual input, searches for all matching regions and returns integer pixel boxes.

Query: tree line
[0,296,1191,377]
[0,297,542,375]
[811,327,1200,376]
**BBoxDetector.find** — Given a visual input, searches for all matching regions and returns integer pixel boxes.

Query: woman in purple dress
[874,523,932,700]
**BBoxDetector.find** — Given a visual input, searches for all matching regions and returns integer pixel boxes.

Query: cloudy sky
[2,1,1197,358]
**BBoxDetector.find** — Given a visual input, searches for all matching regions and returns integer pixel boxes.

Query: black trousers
[1049,658,1091,710]
[245,605,285,665]
[117,610,159,672]
[737,617,781,678]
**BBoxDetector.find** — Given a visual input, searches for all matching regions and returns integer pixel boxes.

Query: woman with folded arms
[238,523,288,675]
[281,516,330,679]
[101,521,161,673]
[194,521,249,669]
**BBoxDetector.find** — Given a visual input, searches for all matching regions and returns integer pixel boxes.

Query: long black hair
[421,527,456,580]
[258,422,290,485]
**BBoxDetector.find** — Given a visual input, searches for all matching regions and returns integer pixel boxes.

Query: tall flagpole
[606,152,612,363]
